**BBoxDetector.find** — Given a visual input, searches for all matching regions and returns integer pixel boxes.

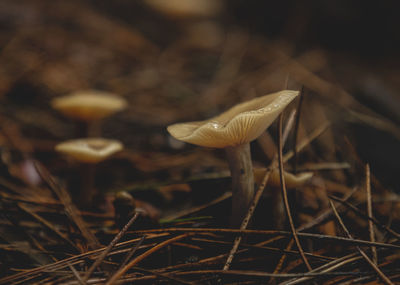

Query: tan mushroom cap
[145,0,222,19]
[167,90,299,148]
[254,168,313,189]
[55,138,123,164]
[51,90,127,121]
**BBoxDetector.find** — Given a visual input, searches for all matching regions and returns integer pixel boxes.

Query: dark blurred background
[0,0,399,192]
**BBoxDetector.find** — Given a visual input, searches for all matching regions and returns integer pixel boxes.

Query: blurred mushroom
[253,168,313,189]
[145,0,224,50]
[55,138,123,207]
[144,0,222,19]
[113,191,160,229]
[167,90,298,225]
[254,167,313,228]
[113,191,136,228]
[51,90,127,137]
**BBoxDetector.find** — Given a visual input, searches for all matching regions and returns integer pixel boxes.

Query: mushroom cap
[254,168,313,189]
[55,138,123,163]
[51,90,127,121]
[167,90,299,148]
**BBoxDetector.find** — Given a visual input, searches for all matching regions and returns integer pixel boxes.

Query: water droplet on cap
[209,122,222,129]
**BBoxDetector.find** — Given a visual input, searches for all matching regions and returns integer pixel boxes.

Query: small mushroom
[167,90,298,225]
[253,168,313,228]
[113,191,160,229]
[55,138,123,207]
[253,168,313,189]
[51,90,127,137]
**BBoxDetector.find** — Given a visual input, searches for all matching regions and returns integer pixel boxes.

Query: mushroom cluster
[51,88,310,223]
[52,90,126,208]
[167,90,300,225]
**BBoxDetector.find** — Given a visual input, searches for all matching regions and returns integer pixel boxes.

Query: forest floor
[0,1,400,284]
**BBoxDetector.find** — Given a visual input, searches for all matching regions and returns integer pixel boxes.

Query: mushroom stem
[79,163,96,207]
[75,121,89,138]
[225,143,254,226]
[88,121,101,137]
[75,121,101,138]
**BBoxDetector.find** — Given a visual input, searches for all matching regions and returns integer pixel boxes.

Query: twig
[278,113,312,271]
[192,237,333,261]
[222,169,273,271]
[133,266,194,285]
[0,235,163,285]
[61,269,390,284]
[269,239,294,284]
[162,192,231,222]
[129,228,400,250]
[383,201,396,243]
[283,109,297,143]
[295,162,350,172]
[67,262,85,285]
[159,251,233,273]
[343,137,388,193]
[328,195,400,240]
[292,86,304,174]
[82,211,141,282]
[272,90,302,281]
[269,48,400,141]
[2,210,58,263]
[115,268,392,284]
[297,187,358,232]
[105,233,191,285]
[158,235,327,278]
[34,162,100,250]
[366,164,377,264]
[282,253,361,285]
[117,236,146,271]
[328,199,393,285]
[283,121,331,163]
[17,203,80,252]
[158,237,287,274]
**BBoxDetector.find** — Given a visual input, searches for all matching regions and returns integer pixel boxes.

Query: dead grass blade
[328,195,400,240]
[105,233,192,284]
[34,161,101,250]
[365,164,378,264]
[328,199,393,285]
[82,211,141,282]
[17,203,80,252]
[277,113,312,271]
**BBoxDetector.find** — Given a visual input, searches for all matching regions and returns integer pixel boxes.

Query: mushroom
[144,0,223,50]
[254,167,313,228]
[144,0,222,19]
[113,191,160,229]
[51,90,127,137]
[55,138,123,207]
[253,168,313,189]
[167,90,298,225]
